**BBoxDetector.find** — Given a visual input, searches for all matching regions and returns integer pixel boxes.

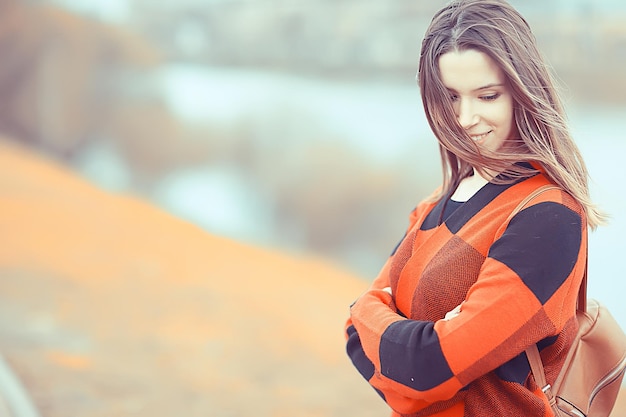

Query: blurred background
[3,0,624,276]
[1,0,626,414]
[4,0,623,306]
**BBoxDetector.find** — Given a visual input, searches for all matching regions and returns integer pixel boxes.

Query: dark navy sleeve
[488,201,582,305]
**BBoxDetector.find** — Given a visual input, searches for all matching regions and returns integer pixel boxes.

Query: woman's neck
[450,168,491,202]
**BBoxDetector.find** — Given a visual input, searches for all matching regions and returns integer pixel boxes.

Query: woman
[345,0,605,416]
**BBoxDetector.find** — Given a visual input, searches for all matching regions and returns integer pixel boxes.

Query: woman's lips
[470,130,492,142]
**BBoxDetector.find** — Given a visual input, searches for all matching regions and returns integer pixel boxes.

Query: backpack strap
[527,345,561,415]
[514,184,587,417]
[578,255,588,314]
[505,184,560,224]
[527,248,588,417]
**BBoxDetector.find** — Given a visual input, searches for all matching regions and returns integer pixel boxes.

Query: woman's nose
[457,99,478,129]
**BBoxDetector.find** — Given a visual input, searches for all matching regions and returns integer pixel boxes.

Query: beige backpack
[518,186,626,417]
[526,286,626,417]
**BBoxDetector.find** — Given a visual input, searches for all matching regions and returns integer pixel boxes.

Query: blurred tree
[0,2,160,157]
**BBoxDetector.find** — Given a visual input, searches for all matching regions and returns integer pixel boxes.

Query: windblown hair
[418,0,605,228]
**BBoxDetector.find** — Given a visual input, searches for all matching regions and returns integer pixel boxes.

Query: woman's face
[438,49,515,153]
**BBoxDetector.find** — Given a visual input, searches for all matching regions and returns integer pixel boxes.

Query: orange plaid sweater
[345,173,587,416]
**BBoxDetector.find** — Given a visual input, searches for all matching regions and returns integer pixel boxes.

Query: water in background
[569,106,626,325]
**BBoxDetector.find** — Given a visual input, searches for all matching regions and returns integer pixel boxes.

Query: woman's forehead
[438,49,505,91]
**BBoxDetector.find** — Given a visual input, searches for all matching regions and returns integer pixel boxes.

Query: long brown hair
[418,0,605,228]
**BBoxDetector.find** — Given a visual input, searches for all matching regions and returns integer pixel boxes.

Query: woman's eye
[481,93,500,101]
[450,94,459,102]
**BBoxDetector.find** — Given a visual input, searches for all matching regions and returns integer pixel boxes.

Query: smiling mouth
[470,131,492,142]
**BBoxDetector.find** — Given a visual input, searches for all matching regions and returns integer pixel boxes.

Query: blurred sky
[44,0,131,23]
[42,0,626,20]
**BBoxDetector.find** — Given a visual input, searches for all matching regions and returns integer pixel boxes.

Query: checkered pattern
[346,173,587,416]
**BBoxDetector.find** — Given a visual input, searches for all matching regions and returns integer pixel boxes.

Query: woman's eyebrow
[445,83,504,93]
[474,83,504,91]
